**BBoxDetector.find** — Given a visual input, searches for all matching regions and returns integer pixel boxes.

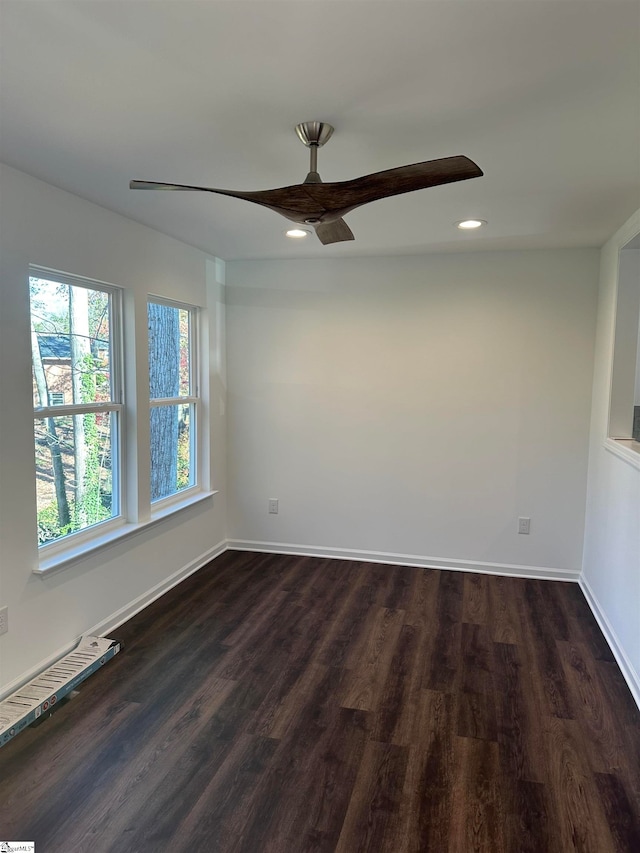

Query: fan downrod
[296,121,334,184]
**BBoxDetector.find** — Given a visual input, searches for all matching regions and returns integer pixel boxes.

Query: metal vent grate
[1,635,121,747]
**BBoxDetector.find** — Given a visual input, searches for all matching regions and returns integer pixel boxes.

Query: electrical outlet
[0,606,8,636]
[518,517,531,535]
[268,498,279,514]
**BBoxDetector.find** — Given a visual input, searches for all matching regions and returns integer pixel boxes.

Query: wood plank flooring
[1,551,639,852]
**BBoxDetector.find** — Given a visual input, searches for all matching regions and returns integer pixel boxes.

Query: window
[30,272,122,546]
[148,299,199,503]
[605,227,640,470]
[29,269,209,566]
[609,233,640,445]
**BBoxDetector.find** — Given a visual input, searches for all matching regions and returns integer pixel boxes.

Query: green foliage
[177,426,190,490]
[37,501,73,545]
[74,354,111,529]
[38,492,112,545]
[74,411,100,529]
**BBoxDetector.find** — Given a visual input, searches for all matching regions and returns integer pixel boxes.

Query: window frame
[147,295,201,509]
[605,228,640,469]
[30,266,126,555]
[29,269,215,575]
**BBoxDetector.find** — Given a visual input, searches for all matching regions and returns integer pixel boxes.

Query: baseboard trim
[226,539,580,582]
[579,576,640,711]
[87,539,229,638]
[0,540,228,702]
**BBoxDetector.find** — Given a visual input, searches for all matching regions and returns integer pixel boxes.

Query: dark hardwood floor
[1,551,639,852]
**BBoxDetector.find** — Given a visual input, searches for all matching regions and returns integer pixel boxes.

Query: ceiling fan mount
[296,121,334,187]
[130,121,483,245]
[295,120,334,149]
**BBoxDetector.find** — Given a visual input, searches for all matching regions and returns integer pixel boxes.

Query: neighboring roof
[37,334,70,360]
[36,333,108,360]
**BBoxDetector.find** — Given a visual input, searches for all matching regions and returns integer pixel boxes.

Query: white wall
[226,250,599,577]
[0,165,227,694]
[582,209,640,705]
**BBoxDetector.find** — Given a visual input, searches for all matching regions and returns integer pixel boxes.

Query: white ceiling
[1,0,639,261]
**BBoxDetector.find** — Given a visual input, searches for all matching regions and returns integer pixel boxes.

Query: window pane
[150,404,193,502]
[30,278,112,408]
[34,412,116,544]
[148,302,190,398]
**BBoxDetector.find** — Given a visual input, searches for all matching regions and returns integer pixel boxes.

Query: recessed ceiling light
[455,219,486,230]
[285,227,311,238]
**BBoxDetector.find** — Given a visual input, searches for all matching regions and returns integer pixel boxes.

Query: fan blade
[305,156,483,219]
[129,179,271,201]
[130,156,482,227]
[315,218,355,245]
[130,179,328,222]
[129,181,212,191]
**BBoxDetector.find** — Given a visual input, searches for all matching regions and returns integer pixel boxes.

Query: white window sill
[33,490,217,575]
[604,437,640,471]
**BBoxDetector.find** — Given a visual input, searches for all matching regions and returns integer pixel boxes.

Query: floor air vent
[0,635,121,747]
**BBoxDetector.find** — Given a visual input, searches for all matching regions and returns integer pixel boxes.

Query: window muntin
[30,273,122,546]
[148,299,198,503]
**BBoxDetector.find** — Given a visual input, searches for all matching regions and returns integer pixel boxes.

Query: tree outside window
[148,299,198,503]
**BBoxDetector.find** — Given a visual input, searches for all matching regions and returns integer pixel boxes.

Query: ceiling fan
[130,121,483,245]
